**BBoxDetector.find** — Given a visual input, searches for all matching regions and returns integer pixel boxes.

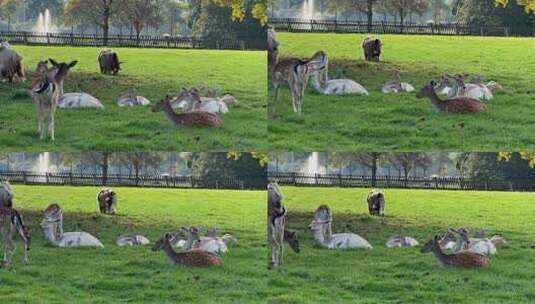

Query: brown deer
[152,233,223,267]
[271,51,327,115]
[366,190,385,216]
[152,94,223,128]
[421,235,490,268]
[97,188,118,215]
[416,81,487,113]
[30,59,78,141]
[0,207,30,267]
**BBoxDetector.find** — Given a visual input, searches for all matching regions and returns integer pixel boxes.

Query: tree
[118,152,163,183]
[497,0,535,12]
[65,0,118,44]
[212,0,268,25]
[0,0,21,31]
[25,0,64,21]
[117,0,164,39]
[387,153,432,185]
[387,0,427,26]
[329,152,386,186]
[80,152,113,184]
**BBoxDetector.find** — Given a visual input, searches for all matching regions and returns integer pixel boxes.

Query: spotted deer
[421,235,490,268]
[0,207,30,267]
[152,233,223,267]
[417,81,487,113]
[271,52,327,115]
[30,59,78,141]
[152,94,223,128]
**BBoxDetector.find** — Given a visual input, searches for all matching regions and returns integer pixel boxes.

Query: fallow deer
[152,233,223,267]
[421,235,490,268]
[0,207,30,267]
[152,94,223,128]
[417,81,487,113]
[268,182,286,268]
[30,59,78,141]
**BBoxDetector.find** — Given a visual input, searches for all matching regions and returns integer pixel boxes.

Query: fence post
[69,173,73,185]
[292,172,297,186]
[338,174,342,187]
[22,171,27,185]
[505,27,509,37]
[23,32,28,44]
[47,33,50,44]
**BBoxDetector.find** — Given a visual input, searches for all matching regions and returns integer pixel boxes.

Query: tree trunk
[103,3,111,46]
[366,0,374,33]
[371,153,378,187]
[102,153,109,185]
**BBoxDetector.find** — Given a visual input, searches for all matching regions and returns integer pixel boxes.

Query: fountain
[32,152,56,183]
[301,0,316,20]
[301,152,326,184]
[33,9,53,33]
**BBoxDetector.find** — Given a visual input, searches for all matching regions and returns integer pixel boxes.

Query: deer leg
[49,102,57,141]
[36,101,45,138]
[4,237,14,267]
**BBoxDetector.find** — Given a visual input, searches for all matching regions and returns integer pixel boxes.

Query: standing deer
[268,182,286,269]
[152,233,223,267]
[30,59,78,141]
[0,181,14,208]
[366,190,385,216]
[0,207,30,267]
[97,188,118,215]
[272,51,327,115]
[98,49,121,75]
[362,36,382,61]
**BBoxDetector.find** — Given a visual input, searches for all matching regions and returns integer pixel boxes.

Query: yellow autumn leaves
[212,0,268,25]
[496,0,535,12]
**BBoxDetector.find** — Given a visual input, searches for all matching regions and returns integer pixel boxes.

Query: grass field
[267,187,535,303]
[269,33,535,151]
[0,185,266,303]
[0,46,267,151]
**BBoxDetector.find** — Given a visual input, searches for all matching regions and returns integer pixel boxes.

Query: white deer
[309,51,369,95]
[40,204,104,248]
[309,205,372,249]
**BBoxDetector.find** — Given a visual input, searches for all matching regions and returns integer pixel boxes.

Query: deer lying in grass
[59,93,105,109]
[308,51,369,96]
[171,88,230,114]
[417,81,487,113]
[0,207,30,267]
[40,203,104,248]
[386,236,419,248]
[382,70,415,94]
[152,94,223,128]
[451,228,506,256]
[450,74,493,101]
[421,235,490,268]
[30,59,78,141]
[272,51,327,115]
[309,205,373,249]
[117,92,151,107]
[181,227,237,254]
[116,224,150,246]
[152,233,223,267]
[268,182,286,268]
[0,181,14,208]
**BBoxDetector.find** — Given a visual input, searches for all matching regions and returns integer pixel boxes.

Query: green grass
[268,187,535,303]
[0,46,267,151]
[269,33,535,151]
[0,185,266,303]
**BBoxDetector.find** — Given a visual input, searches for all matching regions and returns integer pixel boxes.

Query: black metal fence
[0,171,267,190]
[0,31,266,50]
[269,172,535,192]
[270,18,535,37]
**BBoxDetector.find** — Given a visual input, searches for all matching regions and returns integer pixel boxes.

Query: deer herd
[268,182,508,270]
[0,181,238,269]
[0,43,238,141]
[268,28,503,116]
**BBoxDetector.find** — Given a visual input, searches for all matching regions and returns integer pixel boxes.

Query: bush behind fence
[0,171,267,190]
[269,172,535,192]
[0,31,266,50]
[269,18,535,37]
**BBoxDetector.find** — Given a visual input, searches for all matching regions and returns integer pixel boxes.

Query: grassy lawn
[268,186,535,303]
[0,185,266,303]
[269,33,535,151]
[0,46,267,151]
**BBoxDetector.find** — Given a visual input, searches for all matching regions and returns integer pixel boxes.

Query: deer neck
[310,73,328,93]
[312,226,329,246]
[41,221,61,245]
[161,102,185,125]
[162,240,182,264]
[430,243,451,265]
[426,90,446,111]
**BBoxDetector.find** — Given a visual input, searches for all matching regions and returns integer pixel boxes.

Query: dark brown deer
[362,36,382,62]
[416,81,487,113]
[152,94,223,128]
[366,190,385,216]
[98,49,121,75]
[152,233,223,267]
[0,207,30,267]
[97,188,118,215]
[421,235,490,268]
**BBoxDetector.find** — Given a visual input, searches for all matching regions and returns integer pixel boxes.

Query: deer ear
[429,80,437,87]
[164,233,171,238]
[68,60,78,68]
[49,59,58,66]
